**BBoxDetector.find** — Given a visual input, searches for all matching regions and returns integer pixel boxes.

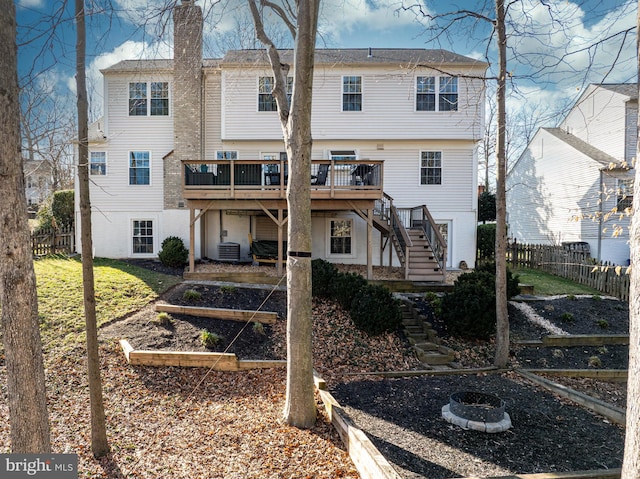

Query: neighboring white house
[24,159,53,207]
[77,0,487,280]
[506,83,637,265]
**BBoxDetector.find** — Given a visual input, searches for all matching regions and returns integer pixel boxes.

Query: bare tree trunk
[75,0,109,457]
[493,0,510,368]
[248,0,319,428]
[0,0,51,453]
[621,4,640,476]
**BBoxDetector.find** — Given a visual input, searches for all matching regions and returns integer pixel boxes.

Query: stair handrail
[390,203,413,266]
[411,205,447,276]
[374,192,393,222]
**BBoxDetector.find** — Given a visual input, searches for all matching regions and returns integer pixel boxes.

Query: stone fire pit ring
[442,390,512,433]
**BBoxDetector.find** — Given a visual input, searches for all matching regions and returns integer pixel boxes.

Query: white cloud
[18,0,45,8]
[319,0,432,43]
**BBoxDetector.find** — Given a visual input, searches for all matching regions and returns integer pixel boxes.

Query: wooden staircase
[374,194,447,283]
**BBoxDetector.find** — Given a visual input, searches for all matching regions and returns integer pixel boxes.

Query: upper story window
[439,76,458,111]
[342,76,362,111]
[258,76,293,112]
[90,151,106,176]
[129,151,150,185]
[420,151,442,185]
[330,150,357,162]
[129,82,169,116]
[416,76,458,111]
[617,177,634,211]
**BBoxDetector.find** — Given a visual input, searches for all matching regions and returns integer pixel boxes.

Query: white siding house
[506,84,636,265]
[77,1,487,280]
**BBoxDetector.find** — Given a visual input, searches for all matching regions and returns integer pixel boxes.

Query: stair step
[414,341,439,351]
[415,349,455,365]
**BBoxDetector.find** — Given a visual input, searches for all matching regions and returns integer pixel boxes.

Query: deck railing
[182,159,383,199]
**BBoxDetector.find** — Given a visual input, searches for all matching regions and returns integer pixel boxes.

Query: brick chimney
[165,0,203,209]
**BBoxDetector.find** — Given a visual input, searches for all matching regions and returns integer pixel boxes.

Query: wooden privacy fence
[507,242,630,301]
[31,226,75,256]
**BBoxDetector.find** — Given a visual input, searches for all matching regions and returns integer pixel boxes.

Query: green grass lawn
[512,267,602,296]
[34,256,182,348]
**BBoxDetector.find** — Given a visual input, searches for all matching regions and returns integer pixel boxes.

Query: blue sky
[15,0,637,152]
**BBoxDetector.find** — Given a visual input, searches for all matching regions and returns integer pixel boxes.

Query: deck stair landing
[400,299,455,369]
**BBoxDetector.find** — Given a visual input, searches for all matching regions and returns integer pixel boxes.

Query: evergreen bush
[350,284,403,336]
[332,271,368,310]
[477,223,496,260]
[158,236,188,268]
[311,258,337,298]
[440,265,520,340]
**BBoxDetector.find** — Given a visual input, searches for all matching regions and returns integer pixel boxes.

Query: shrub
[152,312,174,327]
[588,355,602,368]
[200,330,222,349]
[566,294,577,301]
[183,289,202,301]
[253,322,265,335]
[220,285,237,294]
[350,284,403,336]
[440,279,496,339]
[423,291,442,318]
[158,236,188,268]
[332,272,368,310]
[477,223,496,260]
[311,258,338,298]
[592,294,602,302]
[560,312,575,324]
[439,265,520,340]
[597,319,609,329]
[36,189,74,231]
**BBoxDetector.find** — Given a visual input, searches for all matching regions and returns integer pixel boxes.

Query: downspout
[597,169,603,261]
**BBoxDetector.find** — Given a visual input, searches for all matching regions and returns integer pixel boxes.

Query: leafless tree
[20,84,75,191]
[248,0,320,428]
[75,0,110,457]
[0,0,51,453]
[621,4,640,476]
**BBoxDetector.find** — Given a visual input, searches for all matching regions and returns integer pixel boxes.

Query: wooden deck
[182,159,383,201]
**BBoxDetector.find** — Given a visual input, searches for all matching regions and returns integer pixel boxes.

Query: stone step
[413,341,439,351]
[414,344,455,365]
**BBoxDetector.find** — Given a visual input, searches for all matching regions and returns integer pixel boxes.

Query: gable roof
[103,48,486,73]
[598,83,637,100]
[543,127,626,169]
[221,48,486,68]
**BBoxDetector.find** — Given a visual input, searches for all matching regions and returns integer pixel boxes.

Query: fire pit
[442,391,512,433]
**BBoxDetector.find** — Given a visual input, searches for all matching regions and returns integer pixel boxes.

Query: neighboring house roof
[102,48,486,73]
[221,48,486,67]
[543,127,626,169]
[598,83,637,100]
[102,59,175,73]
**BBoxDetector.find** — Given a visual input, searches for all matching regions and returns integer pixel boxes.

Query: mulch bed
[331,372,624,479]
[101,264,631,479]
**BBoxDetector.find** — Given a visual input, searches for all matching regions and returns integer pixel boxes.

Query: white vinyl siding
[86,73,172,212]
[507,129,603,246]
[561,86,629,160]
[222,66,485,141]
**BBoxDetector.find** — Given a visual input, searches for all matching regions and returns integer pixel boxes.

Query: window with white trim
[132,220,154,254]
[329,219,352,255]
[420,151,442,185]
[416,76,458,111]
[258,76,293,111]
[342,76,362,111]
[617,177,634,211]
[129,82,169,116]
[129,151,150,185]
[90,151,106,176]
[330,150,357,162]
